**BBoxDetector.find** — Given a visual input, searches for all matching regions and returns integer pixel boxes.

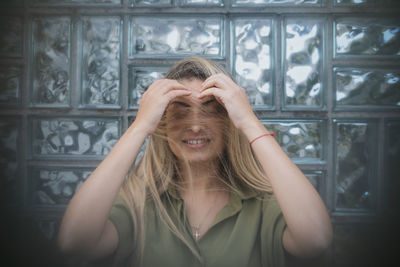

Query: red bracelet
[249,133,275,145]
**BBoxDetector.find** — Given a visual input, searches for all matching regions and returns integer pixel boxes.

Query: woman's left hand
[199,74,258,131]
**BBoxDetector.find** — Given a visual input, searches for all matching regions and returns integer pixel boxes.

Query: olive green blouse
[109,187,287,267]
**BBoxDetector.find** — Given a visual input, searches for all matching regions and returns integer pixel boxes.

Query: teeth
[186,139,207,145]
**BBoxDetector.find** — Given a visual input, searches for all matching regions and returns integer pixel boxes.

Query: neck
[178,160,224,192]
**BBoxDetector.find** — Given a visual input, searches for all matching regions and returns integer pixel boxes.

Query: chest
[142,199,264,267]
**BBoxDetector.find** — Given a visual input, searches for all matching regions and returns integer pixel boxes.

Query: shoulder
[243,191,279,209]
[260,192,281,211]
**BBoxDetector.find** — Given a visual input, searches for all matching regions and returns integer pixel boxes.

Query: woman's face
[165,78,226,164]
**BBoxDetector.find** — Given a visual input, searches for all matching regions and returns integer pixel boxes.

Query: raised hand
[133,79,191,135]
[198,74,258,132]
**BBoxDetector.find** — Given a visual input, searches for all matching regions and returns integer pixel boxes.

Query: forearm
[58,122,148,253]
[242,118,332,255]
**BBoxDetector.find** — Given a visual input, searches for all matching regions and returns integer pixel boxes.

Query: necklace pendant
[193,227,201,241]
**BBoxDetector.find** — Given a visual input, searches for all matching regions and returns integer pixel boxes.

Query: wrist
[240,118,271,142]
[128,121,151,139]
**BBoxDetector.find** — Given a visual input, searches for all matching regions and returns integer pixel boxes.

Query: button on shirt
[109,187,287,267]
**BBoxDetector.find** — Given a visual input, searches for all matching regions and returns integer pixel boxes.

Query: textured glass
[262,120,324,162]
[386,121,400,213]
[0,118,18,205]
[304,170,323,190]
[133,0,172,6]
[335,0,399,4]
[32,17,71,106]
[0,16,22,57]
[335,0,375,4]
[129,66,167,108]
[233,18,273,108]
[336,19,400,56]
[0,65,21,106]
[33,0,121,4]
[233,0,320,5]
[31,117,120,158]
[35,218,59,240]
[81,17,121,107]
[284,19,323,108]
[130,16,223,58]
[31,167,93,206]
[335,121,376,210]
[335,68,400,108]
[180,0,224,6]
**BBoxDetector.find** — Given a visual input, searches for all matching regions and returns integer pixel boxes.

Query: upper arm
[88,219,119,260]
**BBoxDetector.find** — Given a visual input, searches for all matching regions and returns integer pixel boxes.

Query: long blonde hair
[120,57,272,265]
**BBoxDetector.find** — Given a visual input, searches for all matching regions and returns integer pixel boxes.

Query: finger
[198,87,225,107]
[201,75,231,92]
[162,80,190,94]
[164,89,192,102]
[149,79,189,95]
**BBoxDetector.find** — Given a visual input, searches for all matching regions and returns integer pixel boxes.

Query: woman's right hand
[132,79,191,135]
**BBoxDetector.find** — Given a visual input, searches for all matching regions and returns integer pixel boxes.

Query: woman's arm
[57,80,191,260]
[200,74,332,258]
[243,121,332,257]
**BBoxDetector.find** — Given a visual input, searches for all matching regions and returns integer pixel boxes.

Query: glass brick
[284,18,324,109]
[303,170,325,196]
[385,120,400,214]
[232,0,320,6]
[0,117,19,205]
[128,66,168,108]
[34,217,60,240]
[81,17,121,107]
[261,120,324,163]
[32,17,71,107]
[179,0,224,6]
[0,16,23,57]
[335,0,399,4]
[0,65,21,106]
[334,121,377,211]
[304,170,322,189]
[335,0,376,4]
[335,18,400,57]
[232,18,274,108]
[33,0,121,5]
[334,67,400,108]
[130,16,223,58]
[31,117,121,158]
[31,166,94,207]
[132,0,172,6]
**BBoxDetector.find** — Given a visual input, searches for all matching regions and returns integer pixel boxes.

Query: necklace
[188,192,221,241]
[192,226,201,241]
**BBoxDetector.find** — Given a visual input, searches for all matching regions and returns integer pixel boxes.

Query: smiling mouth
[182,138,210,145]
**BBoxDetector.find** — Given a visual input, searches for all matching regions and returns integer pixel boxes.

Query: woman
[58,57,332,267]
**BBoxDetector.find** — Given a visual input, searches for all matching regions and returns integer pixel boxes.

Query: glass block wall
[1,0,399,266]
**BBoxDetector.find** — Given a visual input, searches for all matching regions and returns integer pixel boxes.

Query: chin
[185,153,220,164]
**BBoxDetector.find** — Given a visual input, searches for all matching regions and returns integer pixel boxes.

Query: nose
[188,107,204,133]
[190,124,201,133]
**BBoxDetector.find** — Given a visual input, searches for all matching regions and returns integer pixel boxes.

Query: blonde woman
[58,57,332,267]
